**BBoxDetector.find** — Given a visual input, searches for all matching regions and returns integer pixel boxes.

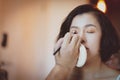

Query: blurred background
[0,0,119,80]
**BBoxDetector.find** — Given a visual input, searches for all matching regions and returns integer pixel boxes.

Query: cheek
[87,34,101,53]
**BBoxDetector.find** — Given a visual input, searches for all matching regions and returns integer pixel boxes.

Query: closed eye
[86,27,96,33]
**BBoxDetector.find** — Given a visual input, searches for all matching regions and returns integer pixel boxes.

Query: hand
[54,32,81,70]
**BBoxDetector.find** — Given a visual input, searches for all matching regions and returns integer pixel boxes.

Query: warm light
[97,0,107,13]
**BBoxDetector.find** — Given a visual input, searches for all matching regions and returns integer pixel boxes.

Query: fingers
[54,33,82,69]
[76,37,81,49]
[54,32,81,56]
[60,32,81,49]
[54,38,63,52]
[70,34,80,48]
[61,33,72,48]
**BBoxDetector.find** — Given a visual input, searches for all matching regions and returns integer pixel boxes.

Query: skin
[106,54,120,70]
[46,13,120,80]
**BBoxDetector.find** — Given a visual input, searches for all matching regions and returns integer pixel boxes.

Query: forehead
[71,13,100,28]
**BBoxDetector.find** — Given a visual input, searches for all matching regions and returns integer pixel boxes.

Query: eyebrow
[85,24,96,27]
[71,24,96,28]
[70,26,79,29]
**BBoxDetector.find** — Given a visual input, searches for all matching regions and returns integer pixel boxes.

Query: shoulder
[116,74,120,80]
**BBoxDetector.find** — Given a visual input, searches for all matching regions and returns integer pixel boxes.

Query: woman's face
[70,13,102,61]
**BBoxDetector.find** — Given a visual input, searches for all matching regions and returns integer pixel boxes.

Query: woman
[46,4,120,80]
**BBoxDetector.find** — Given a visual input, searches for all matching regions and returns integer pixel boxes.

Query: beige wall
[0,0,90,80]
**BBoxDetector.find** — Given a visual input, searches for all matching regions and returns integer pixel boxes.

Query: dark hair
[57,4,120,62]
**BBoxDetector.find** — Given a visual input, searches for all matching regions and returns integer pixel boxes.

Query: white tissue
[76,44,87,67]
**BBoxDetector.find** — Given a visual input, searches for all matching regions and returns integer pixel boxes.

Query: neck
[80,56,103,79]
[82,55,102,72]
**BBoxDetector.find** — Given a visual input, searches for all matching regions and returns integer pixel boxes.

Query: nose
[72,30,86,44]
[79,31,86,44]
